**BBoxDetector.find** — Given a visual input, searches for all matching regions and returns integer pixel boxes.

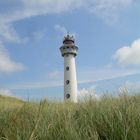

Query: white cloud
[118,85,129,94]
[114,38,140,66]
[0,22,22,43]
[88,0,134,23]
[12,0,134,23]
[0,89,12,96]
[23,0,83,14]
[0,42,25,73]
[124,81,140,91]
[0,0,82,75]
[1,0,135,24]
[0,0,136,44]
[117,80,140,95]
[78,85,101,101]
[0,0,136,73]
[2,0,84,23]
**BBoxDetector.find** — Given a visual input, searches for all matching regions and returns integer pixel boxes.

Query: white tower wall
[60,35,78,103]
[64,54,77,103]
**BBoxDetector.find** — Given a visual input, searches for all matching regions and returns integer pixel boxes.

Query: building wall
[64,54,77,102]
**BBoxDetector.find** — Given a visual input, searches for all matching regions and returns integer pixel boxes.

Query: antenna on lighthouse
[60,34,79,103]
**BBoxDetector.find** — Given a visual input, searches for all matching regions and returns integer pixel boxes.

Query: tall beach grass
[0,94,140,140]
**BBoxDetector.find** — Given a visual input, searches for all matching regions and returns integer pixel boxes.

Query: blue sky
[0,0,140,100]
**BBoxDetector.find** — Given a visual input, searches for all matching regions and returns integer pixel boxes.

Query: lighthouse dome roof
[63,34,75,45]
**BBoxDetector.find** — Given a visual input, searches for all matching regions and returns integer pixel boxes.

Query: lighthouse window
[66,94,70,99]
[66,66,69,71]
[66,80,70,85]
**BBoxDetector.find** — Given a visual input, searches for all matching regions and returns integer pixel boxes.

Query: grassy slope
[0,94,140,140]
[0,95,25,109]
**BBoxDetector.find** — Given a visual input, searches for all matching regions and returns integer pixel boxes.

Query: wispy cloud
[7,82,63,90]
[0,0,136,41]
[113,38,140,66]
[54,25,67,36]
[0,0,83,75]
[0,22,22,43]
[54,24,77,37]
[0,0,136,45]
[5,67,140,90]
[88,0,134,24]
[0,0,136,76]
[78,67,140,84]
[123,81,140,91]
[0,42,25,74]
[48,71,63,80]
[27,30,47,42]
[1,0,84,24]
[0,89,12,96]
[3,0,134,23]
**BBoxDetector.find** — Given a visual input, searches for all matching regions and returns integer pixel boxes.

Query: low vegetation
[0,94,140,140]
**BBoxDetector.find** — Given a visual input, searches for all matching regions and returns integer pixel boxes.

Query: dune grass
[0,94,140,140]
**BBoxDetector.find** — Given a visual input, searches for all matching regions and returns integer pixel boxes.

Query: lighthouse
[60,34,78,103]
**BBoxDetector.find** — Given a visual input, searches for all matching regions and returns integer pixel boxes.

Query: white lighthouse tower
[60,34,78,103]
